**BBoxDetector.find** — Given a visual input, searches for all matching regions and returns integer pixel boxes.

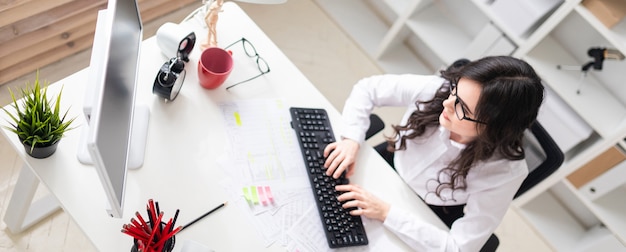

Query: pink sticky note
[265,186,274,203]
[258,186,267,206]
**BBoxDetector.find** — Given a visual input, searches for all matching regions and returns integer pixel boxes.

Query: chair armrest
[365,114,385,140]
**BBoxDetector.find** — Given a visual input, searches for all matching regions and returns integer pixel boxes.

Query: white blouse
[339,74,528,252]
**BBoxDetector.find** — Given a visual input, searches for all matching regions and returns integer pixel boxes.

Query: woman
[323,56,544,251]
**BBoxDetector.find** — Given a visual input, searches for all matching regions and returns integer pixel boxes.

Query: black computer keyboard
[289,107,368,248]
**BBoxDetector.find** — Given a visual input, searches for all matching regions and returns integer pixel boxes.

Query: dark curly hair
[386,56,544,200]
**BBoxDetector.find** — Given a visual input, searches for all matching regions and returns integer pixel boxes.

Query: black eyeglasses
[223,38,270,90]
[448,82,486,124]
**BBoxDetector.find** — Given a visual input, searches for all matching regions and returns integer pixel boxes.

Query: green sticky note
[243,187,251,203]
[251,186,259,204]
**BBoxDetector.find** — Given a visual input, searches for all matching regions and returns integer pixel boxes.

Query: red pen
[130,218,146,233]
[146,205,154,232]
[146,212,163,251]
[135,212,151,234]
[121,225,149,241]
[161,218,173,237]
[136,211,148,228]
[152,225,182,250]
[148,199,157,229]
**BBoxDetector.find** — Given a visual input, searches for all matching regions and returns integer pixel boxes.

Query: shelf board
[575,225,626,252]
[575,5,626,53]
[519,191,590,251]
[405,1,487,65]
[383,0,413,16]
[611,22,626,53]
[552,9,626,109]
[369,0,402,25]
[524,36,626,138]
[315,0,390,56]
[593,185,626,244]
[404,32,444,73]
[518,181,626,251]
[377,42,430,74]
[471,0,524,45]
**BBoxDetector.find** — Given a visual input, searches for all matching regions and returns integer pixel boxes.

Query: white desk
[1,3,446,251]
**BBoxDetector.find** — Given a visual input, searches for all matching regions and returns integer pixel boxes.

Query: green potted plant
[2,72,75,158]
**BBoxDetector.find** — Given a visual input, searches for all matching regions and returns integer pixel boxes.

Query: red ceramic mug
[197,47,233,89]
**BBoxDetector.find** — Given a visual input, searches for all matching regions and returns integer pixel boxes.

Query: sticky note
[233,112,242,126]
[265,186,274,203]
[243,187,251,203]
[258,186,267,206]
[251,186,259,204]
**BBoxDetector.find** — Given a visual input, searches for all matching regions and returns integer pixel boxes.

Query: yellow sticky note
[233,112,242,126]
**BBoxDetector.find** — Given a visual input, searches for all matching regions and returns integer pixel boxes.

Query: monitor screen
[78,0,148,218]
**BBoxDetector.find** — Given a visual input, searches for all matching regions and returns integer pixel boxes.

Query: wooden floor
[0,1,553,251]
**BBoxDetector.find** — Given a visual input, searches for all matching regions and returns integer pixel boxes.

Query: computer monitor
[76,0,149,218]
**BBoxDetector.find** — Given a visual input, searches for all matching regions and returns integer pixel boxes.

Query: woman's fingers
[335,184,390,221]
[324,143,347,178]
[336,185,364,202]
[336,184,359,193]
[323,143,340,175]
[341,199,361,209]
[323,139,360,178]
[323,143,338,165]
[323,142,337,158]
[329,153,349,178]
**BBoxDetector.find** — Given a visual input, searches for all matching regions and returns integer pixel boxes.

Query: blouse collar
[438,125,467,149]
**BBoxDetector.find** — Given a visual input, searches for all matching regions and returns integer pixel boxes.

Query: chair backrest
[514,121,564,198]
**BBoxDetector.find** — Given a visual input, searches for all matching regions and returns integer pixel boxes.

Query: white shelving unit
[315,0,626,250]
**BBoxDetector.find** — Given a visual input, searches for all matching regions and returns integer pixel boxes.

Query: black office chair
[365,114,564,252]
[514,121,565,198]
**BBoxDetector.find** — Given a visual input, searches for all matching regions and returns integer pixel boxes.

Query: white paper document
[216,99,404,251]
[217,99,316,247]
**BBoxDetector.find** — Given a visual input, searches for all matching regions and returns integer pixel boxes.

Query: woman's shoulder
[468,158,528,185]
[358,74,444,86]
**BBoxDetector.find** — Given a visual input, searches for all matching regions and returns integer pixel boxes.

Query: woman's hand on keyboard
[323,138,360,179]
[336,184,390,221]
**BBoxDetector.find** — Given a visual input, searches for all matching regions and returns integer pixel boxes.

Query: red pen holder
[123,199,181,252]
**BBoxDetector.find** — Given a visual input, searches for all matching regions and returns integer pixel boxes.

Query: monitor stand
[77,104,150,170]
